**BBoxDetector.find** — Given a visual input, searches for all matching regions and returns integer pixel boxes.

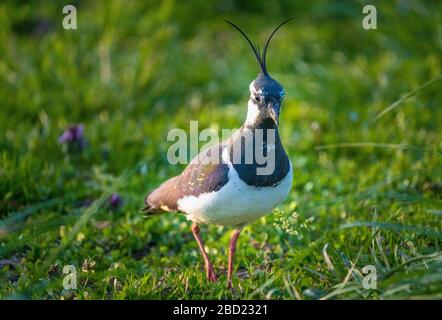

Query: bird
[142,19,293,288]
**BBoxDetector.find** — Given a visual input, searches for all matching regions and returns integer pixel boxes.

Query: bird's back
[143,143,229,214]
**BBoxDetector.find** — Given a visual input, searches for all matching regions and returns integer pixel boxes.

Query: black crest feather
[225,18,294,76]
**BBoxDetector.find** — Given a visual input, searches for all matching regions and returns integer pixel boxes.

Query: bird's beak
[266,103,279,126]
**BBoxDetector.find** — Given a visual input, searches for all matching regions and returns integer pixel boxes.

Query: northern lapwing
[143,19,293,288]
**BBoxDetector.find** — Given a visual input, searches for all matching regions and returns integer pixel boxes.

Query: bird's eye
[253,95,261,103]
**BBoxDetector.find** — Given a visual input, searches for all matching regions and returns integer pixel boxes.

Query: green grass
[1,0,441,299]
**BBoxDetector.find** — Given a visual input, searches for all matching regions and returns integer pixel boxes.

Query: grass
[0,0,441,299]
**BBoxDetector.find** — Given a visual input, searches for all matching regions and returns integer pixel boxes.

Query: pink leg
[227,227,244,289]
[191,223,217,283]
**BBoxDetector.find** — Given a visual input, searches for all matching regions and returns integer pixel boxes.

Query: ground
[0,1,441,299]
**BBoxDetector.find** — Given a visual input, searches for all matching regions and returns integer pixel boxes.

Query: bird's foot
[206,264,218,283]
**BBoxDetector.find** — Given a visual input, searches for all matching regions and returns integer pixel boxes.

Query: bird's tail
[141,177,179,215]
[140,202,155,215]
[140,194,168,215]
[140,199,159,215]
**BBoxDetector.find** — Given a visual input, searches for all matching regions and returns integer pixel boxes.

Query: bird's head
[225,18,292,127]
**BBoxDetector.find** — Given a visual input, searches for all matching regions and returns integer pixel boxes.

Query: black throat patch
[229,125,290,187]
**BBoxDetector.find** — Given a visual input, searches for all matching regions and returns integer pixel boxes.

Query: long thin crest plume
[225,18,294,76]
[262,18,294,74]
[224,19,264,73]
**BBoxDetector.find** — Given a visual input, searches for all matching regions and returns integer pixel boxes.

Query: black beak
[266,103,279,126]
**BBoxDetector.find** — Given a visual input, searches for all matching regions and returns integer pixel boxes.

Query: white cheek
[245,100,260,125]
[249,81,255,92]
[249,81,263,96]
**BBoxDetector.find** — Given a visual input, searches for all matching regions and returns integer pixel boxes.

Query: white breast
[177,150,293,226]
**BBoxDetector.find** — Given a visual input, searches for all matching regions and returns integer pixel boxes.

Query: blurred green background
[0,0,441,299]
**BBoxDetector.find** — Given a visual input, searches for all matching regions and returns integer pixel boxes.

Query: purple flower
[59,124,86,149]
[108,193,123,209]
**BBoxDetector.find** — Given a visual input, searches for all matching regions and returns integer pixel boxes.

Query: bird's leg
[191,223,217,283]
[227,226,244,289]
